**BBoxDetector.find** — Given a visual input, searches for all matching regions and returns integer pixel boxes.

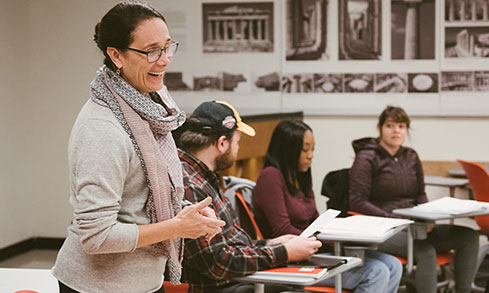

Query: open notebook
[252,257,347,279]
[319,215,413,238]
[300,209,412,239]
[407,197,489,215]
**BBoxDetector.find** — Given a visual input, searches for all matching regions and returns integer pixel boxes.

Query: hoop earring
[116,67,121,76]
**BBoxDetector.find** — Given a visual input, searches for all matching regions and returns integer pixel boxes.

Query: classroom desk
[424,176,470,224]
[392,206,489,274]
[448,168,467,178]
[424,176,469,197]
[235,255,362,293]
[448,168,489,178]
[316,224,409,293]
[0,268,59,293]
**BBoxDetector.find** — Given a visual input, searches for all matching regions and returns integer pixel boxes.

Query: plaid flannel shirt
[178,150,288,293]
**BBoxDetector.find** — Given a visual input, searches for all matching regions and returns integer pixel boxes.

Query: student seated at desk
[253,119,402,293]
[349,105,479,293]
[179,101,322,293]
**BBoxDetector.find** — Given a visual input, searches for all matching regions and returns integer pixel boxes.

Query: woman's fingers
[194,197,213,211]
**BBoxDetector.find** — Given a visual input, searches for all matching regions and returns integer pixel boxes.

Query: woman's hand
[174,197,225,239]
[198,204,222,240]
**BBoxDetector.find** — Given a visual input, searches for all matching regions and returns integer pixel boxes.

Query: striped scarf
[89,65,186,284]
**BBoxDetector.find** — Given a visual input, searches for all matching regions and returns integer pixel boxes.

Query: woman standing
[349,105,479,293]
[51,3,224,292]
[253,119,402,293]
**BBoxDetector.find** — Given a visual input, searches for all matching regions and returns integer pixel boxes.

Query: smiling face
[111,17,172,94]
[379,118,408,153]
[298,130,315,172]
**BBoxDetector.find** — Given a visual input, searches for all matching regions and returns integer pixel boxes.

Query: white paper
[319,215,413,237]
[410,197,489,215]
[301,209,341,238]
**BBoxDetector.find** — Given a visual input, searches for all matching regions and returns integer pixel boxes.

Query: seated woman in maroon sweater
[349,105,479,293]
[253,119,403,293]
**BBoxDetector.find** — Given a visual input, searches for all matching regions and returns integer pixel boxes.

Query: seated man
[179,100,400,293]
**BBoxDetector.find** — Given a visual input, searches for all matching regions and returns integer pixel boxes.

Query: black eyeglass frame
[126,41,179,63]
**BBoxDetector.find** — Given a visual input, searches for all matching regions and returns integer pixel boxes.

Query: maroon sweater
[349,137,428,218]
[253,167,319,238]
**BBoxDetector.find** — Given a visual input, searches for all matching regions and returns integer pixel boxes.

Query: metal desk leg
[449,187,456,224]
[334,242,342,293]
[407,225,414,275]
[254,283,264,293]
[449,186,456,198]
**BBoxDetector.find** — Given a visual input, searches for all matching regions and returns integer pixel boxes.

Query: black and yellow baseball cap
[191,100,255,137]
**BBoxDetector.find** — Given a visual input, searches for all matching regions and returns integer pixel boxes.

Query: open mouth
[148,71,164,77]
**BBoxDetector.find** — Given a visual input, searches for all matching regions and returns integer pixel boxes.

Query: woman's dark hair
[93,1,166,71]
[377,105,411,130]
[264,119,313,197]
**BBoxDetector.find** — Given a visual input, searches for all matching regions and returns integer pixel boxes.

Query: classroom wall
[1,0,489,249]
[0,0,36,249]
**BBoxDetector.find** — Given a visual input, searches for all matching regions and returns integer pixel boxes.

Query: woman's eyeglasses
[127,41,179,63]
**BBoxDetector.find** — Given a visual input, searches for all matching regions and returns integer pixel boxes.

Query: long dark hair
[93,1,166,71]
[264,120,313,197]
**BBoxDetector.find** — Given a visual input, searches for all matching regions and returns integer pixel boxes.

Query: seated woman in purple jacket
[253,119,402,293]
[349,105,479,293]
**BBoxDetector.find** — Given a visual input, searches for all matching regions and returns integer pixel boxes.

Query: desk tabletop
[393,206,489,221]
[235,255,361,286]
[0,268,58,292]
[424,176,469,187]
[316,224,408,244]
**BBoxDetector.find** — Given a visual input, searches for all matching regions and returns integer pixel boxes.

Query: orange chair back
[457,159,489,231]
[235,191,264,240]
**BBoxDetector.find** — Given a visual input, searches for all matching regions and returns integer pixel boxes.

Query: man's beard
[215,147,234,171]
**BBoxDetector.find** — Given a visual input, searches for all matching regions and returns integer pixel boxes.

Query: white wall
[1,0,489,249]
[0,0,35,248]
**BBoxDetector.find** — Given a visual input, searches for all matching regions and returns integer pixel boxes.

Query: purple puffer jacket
[348,137,428,218]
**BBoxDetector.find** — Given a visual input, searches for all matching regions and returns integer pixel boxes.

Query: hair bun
[93,22,101,45]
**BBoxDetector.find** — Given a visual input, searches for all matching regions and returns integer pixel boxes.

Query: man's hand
[266,234,296,246]
[283,236,322,262]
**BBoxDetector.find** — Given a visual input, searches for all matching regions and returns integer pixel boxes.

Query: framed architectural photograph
[408,73,439,92]
[202,2,274,53]
[445,0,489,22]
[391,0,435,60]
[339,0,382,60]
[164,72,192,91]
[281,73,314,93]
[219,72,251,92]
[253,72,281,92]
[344,73,375,92]
[445,26,489,58]
[375,73,408,93]
[285,0,328,60]
[474,71,489,91]
[313,73,344,92]
[193,74,222,91]
[441,71,474,91]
